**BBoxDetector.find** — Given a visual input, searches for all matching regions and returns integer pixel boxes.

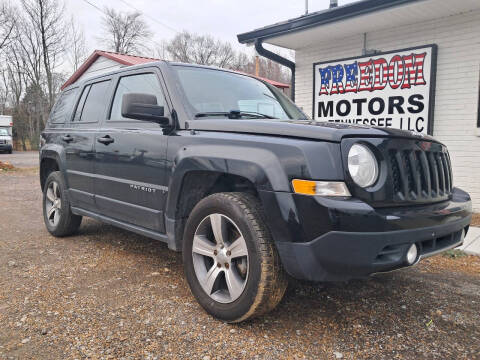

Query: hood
[185,119,438,143]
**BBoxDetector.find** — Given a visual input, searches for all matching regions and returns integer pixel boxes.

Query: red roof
[62,50,290,90]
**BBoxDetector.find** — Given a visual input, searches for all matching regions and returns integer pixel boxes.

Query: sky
[63,0,358,56]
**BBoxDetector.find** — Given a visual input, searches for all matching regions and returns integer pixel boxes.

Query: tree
[100,8,152,54]
[0,1,16,51]
[21,0,69,109]
[163,31,291,89]
[166,31,237,68]
[68,20,88,72]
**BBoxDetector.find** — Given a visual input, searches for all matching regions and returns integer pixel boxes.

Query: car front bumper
[260,187,472,281]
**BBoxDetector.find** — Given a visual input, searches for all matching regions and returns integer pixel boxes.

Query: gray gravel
[0,169,479,359]
[0,151,38,168]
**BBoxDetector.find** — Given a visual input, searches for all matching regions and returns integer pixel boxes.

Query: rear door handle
[97,135,114,145]
[62,135,73,143]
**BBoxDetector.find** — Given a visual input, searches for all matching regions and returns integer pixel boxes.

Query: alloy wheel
[192,213,249,303]
[45,181,62,227]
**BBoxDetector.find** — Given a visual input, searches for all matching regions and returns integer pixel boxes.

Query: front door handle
[62,135,73,143]
[97,135,114,145]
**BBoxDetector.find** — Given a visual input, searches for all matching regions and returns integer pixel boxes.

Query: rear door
[94,68,170,233]
[43,86,78,175]
[65,78,113,212]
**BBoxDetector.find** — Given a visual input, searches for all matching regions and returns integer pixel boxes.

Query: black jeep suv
[40,62,472,322]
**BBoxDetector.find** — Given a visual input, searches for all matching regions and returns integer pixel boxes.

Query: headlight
[7,139,12,145]
[292,179,351,197]
[347,144,379,188]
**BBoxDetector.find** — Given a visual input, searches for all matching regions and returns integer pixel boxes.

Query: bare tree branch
[0,1,17,51]
[100,8,152,55]
[67,19,88,71]
[21,0,68,109]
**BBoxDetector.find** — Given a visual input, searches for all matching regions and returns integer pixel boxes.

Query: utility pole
[305,0,308,14]
[255,55,260,76]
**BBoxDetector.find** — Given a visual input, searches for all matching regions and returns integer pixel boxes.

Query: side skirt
[71,206,170,244]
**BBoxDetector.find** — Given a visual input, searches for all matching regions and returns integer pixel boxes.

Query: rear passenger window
[110,73,165,121]
[73,80,111,123]
[50,88,76,124]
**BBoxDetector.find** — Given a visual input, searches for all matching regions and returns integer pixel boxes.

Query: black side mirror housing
[121,93,171,126]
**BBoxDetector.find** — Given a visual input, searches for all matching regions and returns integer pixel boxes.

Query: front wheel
[43,171,82,237]
[183,192,287,323]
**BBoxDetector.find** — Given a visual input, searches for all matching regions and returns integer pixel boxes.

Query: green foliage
[442,249,468,259]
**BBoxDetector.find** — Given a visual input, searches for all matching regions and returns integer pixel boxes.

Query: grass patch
[442,249,468,259]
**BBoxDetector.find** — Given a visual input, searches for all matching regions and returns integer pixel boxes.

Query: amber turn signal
[291,179,351,197]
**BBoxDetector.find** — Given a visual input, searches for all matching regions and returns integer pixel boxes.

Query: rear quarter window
[49,88,77,124]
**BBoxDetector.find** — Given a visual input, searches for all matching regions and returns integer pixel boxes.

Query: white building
[239,0,480,211]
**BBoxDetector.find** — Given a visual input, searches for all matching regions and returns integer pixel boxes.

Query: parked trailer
[0,115,13,135]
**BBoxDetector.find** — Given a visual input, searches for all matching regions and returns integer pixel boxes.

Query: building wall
[76,56,123,83]
[295,9,480,211]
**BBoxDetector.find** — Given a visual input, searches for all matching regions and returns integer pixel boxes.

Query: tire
[43,171,82,237]
[183,192,287,323]
[8,149,12,154]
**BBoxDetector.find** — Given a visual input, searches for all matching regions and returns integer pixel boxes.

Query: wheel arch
[164,153,286,251]
[39,147,66,190]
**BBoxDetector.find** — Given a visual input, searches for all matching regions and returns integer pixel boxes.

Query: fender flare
[39,145,67,187]
[165,144,291,219]
[163,144,292,251]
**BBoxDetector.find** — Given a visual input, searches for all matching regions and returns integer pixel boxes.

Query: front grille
[388,147,453,202]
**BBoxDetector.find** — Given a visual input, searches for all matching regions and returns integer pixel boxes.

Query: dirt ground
[0,151,38,169]
[472,213,480,227]
[0,169,479,360]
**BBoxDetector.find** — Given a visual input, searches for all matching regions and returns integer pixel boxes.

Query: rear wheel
[183,192,287,322]
[43,171,82,237]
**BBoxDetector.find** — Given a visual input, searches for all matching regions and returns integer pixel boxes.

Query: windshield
[173,65,307,120]
[0,128,8,136]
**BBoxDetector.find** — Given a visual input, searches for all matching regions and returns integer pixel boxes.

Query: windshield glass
[0,128,8,136]
[173,65,307,120]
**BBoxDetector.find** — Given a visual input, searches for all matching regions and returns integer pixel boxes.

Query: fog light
[406,244,418,265]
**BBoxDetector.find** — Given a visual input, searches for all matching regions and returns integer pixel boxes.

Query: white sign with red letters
[313,45,437,134]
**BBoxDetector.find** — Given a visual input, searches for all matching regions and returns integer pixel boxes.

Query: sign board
[313,45,437,134]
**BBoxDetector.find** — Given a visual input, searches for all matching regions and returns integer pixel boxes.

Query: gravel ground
[0,169,479,360]
[0,151,38,169]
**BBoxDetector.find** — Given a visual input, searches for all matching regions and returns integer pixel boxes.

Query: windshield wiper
[194,110,276,119]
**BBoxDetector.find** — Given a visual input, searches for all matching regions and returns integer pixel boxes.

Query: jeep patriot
[40,62,472,322]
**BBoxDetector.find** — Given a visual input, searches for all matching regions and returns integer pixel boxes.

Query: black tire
[8,149,12,154]
[42,171,82,237]
[183,192,287,323]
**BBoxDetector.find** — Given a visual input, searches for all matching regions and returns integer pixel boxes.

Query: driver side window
[110,73,166,121]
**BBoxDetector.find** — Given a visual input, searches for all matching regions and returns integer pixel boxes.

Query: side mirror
[121,93,170,126]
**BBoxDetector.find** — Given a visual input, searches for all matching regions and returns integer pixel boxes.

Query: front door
[94,70,170,233]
